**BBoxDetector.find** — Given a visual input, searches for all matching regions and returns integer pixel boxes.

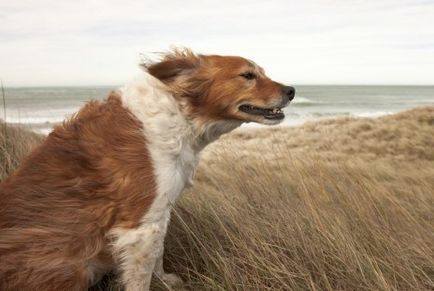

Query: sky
[1,0,434,86]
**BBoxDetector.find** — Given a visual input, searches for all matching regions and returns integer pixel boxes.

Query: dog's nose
[283,86,295,101]
[281,86,295,106]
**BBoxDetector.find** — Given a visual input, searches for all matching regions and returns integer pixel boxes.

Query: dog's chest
[151,138,198,203]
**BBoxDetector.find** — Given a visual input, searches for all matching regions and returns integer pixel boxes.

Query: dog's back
[0,93,155,290]
[0,49,294,290]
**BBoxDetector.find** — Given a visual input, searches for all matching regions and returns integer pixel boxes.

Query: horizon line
[3,83,434,89]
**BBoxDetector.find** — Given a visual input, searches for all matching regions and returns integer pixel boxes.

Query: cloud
[1,0,433,85]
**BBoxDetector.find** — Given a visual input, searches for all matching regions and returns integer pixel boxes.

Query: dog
[0,48,295,290]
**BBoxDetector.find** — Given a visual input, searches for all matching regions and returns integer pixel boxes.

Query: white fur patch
[110,71,242,290]
[110,72,197,290]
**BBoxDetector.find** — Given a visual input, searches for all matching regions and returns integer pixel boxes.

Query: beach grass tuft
[1,106,433,290]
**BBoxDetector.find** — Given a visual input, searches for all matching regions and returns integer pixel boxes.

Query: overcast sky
[1,0,434,86]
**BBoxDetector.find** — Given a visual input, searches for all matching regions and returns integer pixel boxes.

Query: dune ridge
[1,106,433,290]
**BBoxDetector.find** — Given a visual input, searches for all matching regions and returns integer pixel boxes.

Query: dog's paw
[160,273,184,289]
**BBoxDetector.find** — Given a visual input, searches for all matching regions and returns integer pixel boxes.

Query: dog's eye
[240,72,256,80]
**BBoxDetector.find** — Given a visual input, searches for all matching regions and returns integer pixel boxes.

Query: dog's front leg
[112,220,168,291]
[154,245,184,288]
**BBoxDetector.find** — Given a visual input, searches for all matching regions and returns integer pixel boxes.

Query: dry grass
[1,107,434,290]
[0,123,44,181]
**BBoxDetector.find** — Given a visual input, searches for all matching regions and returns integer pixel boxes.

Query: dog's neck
[120,72,241,154]
[190,118,242,151]
[120,72,241,202]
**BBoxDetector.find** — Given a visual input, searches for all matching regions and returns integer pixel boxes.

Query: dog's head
[143,49,295,128]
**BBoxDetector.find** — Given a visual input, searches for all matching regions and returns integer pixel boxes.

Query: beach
[2,0,433,288]
[1,105,433,290]
[2,85,434,134]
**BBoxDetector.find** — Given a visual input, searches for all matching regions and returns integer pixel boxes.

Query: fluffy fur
[0,48,294,290]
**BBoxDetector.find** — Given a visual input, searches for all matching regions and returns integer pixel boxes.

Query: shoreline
[9,105,430,135]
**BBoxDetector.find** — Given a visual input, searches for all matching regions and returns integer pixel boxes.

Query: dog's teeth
[269,108,282,115]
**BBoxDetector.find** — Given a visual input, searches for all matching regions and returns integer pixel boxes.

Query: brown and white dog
[0,49,295,290]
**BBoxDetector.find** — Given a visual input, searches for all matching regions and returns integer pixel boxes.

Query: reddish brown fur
[146,49,287,125]
[0,93,156,290]
[0,49,291,290]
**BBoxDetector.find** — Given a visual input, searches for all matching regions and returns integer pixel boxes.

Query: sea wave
[354,111,394,118]
[3,116,66,124]
[291,95,318,104]
[1,108,76,124]
[2,110,395,126]
[304,111,394,118]
[291,96,319,106]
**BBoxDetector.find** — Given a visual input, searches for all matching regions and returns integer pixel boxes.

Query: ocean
[1,85,434,134]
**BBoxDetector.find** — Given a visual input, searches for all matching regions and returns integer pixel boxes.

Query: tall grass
[1,107,433,290]
[0,122,43,181]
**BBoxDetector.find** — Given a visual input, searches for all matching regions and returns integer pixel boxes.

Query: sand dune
[1,107,433,290]
[214,106,434,162]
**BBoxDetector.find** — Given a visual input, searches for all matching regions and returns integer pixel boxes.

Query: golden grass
[1,107,434,290]
[0,123,43,181]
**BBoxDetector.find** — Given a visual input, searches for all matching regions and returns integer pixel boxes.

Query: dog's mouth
[239,104,285,120]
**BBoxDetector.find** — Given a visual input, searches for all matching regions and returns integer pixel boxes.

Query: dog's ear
[142,49,201,83]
